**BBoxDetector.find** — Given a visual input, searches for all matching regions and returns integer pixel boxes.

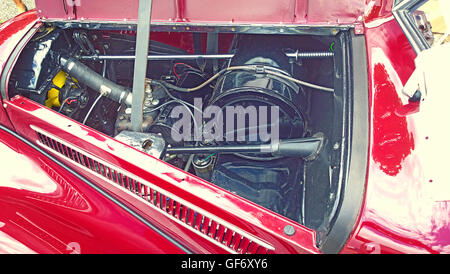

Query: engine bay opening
[7,24,351,242]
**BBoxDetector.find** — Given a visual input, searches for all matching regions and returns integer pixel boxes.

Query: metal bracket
[131,0,153,132]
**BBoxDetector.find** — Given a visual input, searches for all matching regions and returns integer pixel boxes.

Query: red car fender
[0,126,190,254]
[342,7,450,253]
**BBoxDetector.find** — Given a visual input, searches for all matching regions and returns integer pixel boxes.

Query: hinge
[354,23,365,35]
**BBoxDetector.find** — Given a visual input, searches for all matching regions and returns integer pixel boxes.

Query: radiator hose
[59,56,133,106]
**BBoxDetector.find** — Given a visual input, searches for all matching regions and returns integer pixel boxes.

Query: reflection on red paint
[79,126,107,142]
[28,162,91,211]
[395,101,420,117]
[0,12,37,50]
[364,0,395,22]
[430,201,450,252]
[372,63,414,176]
[162,172,186,183]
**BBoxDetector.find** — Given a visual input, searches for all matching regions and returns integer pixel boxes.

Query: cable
[150,80,201,130]
[82,45,108,125]
[153,68,226,93]
[177,100,199,130]
[231,66,335,93]
[58,96,78,113]
[173,62,195,79]
[233,152,283,161]
[143,99,199,130]
[184,154,195,172]
[82,94,102,125]
[142,99,177,113]
[184,142,202,171]
[155,65,334,93]
[151,80,202,113]
[266,69,334,93]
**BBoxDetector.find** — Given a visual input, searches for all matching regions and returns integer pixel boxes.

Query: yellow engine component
[45,70,67,108]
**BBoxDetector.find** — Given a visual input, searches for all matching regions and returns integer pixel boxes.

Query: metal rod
[167,144,271,154]
[131,0,153,132]
[166,137,323,158]
[80,51,334,61]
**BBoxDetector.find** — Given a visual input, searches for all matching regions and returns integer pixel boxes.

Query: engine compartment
[7,24,349,237]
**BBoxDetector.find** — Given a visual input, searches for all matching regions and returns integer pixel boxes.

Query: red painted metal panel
[341,15,450,254]
[182,0,296,23]
[34,0,365,25]
[0,129,187,254]
[34,0,175,22]
[0,12,37,73]
[364,0,395,23]
[0,104,13,131]
[305,0,365,24]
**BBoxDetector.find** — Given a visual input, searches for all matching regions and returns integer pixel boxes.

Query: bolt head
[284,225,295,236]
[333,142,340,150]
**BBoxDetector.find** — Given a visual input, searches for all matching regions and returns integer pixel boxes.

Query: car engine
[8,26,341,225]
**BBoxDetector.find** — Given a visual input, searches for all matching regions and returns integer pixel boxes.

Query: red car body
[0,0,448,254]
